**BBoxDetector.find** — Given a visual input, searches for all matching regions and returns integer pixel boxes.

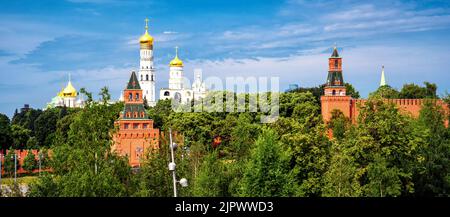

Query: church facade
[159,47,207,104]
[112,71,160,167]
[321,46,449,129]
[46,74,84,109]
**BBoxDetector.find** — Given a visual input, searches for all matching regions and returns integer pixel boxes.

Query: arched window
[164,91,170,96]
[136,93,139,101]
[332,90,336,95]
[334,59,338,68]
[141,75,143,81]
[151,75,154,81]
[146,74,149,81]
[128,93,132,101]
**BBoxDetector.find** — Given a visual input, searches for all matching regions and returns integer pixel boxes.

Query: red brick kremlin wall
[321,97,449,127]
[0,149,47,175]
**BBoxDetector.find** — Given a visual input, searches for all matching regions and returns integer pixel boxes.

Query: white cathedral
[159,47,207,103]
[123,18,207,106]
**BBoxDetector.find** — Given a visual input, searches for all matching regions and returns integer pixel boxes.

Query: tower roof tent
[331,46,339,57]
[127,71,141,90]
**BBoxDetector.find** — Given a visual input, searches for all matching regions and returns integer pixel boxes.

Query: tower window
[332,90,336,95]
[146,74,149,81]
[141,75,143,81]
[136,93,140,101]
[151,75,154,81]
[164,91,170,96]
[334,59,338,68]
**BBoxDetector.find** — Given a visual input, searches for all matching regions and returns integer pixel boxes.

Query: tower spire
[380,65,386,86]
[144,17,149,32]
[175,46,178,58]
[331,43,339,57]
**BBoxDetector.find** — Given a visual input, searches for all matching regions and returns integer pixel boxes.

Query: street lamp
[12,153,20,184]
[38,152,43,177]
[168,128,188,197]
[136,146,143,168]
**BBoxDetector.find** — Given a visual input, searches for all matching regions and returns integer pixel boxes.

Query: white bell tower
[138,18,156,107]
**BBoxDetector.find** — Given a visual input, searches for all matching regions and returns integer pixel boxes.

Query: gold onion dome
[61,74,77,97]
[169,46,183,67]
[139,18,153,48]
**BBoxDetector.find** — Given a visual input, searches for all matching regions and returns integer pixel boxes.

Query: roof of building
[122,104,148,119]
[331,46,339,58]
[127,71,141,90]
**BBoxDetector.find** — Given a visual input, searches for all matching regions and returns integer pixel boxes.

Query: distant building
[159,47,207,104]
[137,18,156,107]
[286,84,299,92]
[320,46,448,136]
[20,104,31,113]
[45,74,84,109]
[112,71,160,168]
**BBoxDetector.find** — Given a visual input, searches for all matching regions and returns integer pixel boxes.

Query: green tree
[369,85,400,99]
[22,150,37,173]
[399,82,438,99]
[345,83,360,99]
[34,108,63,147]
[26,136,38,149]
[239,128,296,196]
[3,147,17,177]
[0,113,12,151]
[412,100,450,196]
[274,92,330,196]
[11,108,42,134]
[364,154,402,197]
[192,151,229,196]
[343,99,419,196]
[29,88,131,197]
[322,140,362,197]
[328,109,350,140]
[10,124,31,149]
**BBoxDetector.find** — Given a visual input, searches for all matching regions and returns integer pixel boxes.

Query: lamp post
[12,153,20,184]
[38,152,43,177]
[168,128,188,197]
[136,146,143,168]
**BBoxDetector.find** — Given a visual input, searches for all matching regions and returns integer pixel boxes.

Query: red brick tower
[112,71,160,167]
[321,46,352,123]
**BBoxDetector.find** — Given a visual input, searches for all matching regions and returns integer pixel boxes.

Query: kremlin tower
[138,18,156,107]
[321,46,352,123]
[320,46,448,129]
[112,71,160,167]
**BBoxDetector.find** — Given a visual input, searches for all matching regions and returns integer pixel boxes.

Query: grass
[1,176,39,185]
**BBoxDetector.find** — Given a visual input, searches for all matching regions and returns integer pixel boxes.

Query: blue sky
[1,0,450,117]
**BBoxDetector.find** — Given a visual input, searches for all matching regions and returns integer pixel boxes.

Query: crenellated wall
[0,149,50,176]
[322,96,449,127]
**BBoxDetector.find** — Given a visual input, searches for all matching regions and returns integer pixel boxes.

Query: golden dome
[169,46,183,67]
[139,18,153,49]
[60,74,77,97]
[62,81,77,97]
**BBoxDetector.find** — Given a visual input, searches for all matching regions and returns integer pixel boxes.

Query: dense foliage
[0,83,448,197]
